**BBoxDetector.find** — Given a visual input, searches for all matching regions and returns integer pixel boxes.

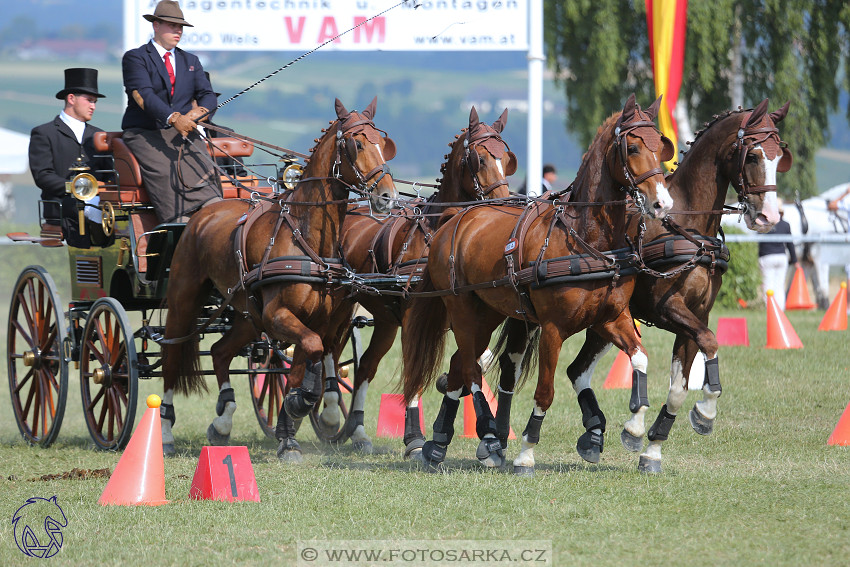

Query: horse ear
[778,146,793,172]
[492,108,509,133]
[335,98,349,119]
[469,106,480,131]
[622,93,637,121]
[382,137,397,161]
[746,99,770,127]
[504,151,518,176]
[362,96,378,120]
[660,135,675,162]
[770,101,790,124]
[645,95,663,121]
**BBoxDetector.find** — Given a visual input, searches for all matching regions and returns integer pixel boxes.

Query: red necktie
[164,52,175,96]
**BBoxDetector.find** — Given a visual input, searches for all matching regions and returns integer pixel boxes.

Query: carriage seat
[93,131,260,204]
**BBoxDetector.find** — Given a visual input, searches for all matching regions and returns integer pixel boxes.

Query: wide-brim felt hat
[55,68,105,100]
[143,1,193,27]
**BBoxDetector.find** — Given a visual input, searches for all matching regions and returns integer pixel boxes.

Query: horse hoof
[206,423,230,446]
[476,438,505,468]
[435,373,470,397]
[276,438,303,463]
[513,465,534,477]
[352,439,374,455]
[689,406,714,435]
[316,415,341,438]
[576,430,603,464]
[162,443,176,456]
[620,429,644,452]
[404,437,425,459]
[411,450,443,473]
[638,455,662,474]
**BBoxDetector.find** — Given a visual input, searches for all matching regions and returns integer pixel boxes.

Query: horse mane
[683,108,746,156]
[568,112,619,202]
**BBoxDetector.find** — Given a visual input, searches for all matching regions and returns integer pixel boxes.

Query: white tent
[0,126,30,174]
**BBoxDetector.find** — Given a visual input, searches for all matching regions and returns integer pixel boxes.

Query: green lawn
[1,239,849,566]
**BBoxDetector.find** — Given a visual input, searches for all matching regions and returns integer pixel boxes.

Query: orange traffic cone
[604,321,641,389]
[765,290,803,349]
[818,281,848,331]
[461,376,516,439]
[785,265,816,310]
[603,351,633,389]
[827,401,850,446]
[99,395,168,506]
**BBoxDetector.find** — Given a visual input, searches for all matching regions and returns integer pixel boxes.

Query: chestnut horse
[283,106,517,459]
[158,97,397,455]
[559,99,791,472]
[401,95,674,474]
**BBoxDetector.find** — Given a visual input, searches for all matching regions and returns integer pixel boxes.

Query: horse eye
[627,144,640,155]
[745,153,759,164]
[356,140,363,150]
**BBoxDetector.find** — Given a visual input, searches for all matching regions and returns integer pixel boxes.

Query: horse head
[725,99,792,233]
[607,94,675,218]
[440,106,516,202]
[311,96,398,214]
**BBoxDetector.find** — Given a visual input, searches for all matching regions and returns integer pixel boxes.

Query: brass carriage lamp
[66,156,100,236]
[279,160,303,191]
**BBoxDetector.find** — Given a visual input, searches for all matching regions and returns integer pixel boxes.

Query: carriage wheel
[308,317,367,443]
[7,266,68,447]
[80,297,138,450]
[248,340,299,440]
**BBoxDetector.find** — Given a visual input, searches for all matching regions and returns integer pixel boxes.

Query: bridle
[613,119,668,214]
[333,116,393,200]
[461,127,512,200]
[731,118,785,199]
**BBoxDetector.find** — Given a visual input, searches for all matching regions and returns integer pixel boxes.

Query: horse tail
[402,270,449,404]
[169,337,206,396]
[491,318,540,392]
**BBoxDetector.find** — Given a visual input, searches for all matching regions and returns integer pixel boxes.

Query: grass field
[1,240,850,566]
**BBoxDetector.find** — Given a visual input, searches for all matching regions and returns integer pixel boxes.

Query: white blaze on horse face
[495,156,505,178]
[654,180,674,216]
[372,143,384,162]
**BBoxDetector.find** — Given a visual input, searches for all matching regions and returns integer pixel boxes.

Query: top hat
[143,1,193,27]
[55,68,105,100]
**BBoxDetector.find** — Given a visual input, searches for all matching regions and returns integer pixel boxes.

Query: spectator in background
[759,198,797,310]
[519,163,558,198]
[28,67,109,247]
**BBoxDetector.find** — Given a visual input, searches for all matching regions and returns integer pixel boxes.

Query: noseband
[461,128,510,199]
[334,118,392,197]
[614,120,666,210]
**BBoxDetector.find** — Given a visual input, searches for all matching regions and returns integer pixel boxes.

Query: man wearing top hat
[121,0,220,223]
[29,67,108,247]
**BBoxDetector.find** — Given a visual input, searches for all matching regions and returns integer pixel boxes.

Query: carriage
[5,127,366,450]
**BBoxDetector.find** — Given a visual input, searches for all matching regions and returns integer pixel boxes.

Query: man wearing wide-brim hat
[28,67,110,247]
[121,0,220,224]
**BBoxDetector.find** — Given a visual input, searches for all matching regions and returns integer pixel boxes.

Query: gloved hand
[185,106,210,123]
[169,112,197,137]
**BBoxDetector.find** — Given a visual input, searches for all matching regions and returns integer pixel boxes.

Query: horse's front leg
[489,318,533,464]
[264,304,325,422]
[596,314,649,458]
[566,329,613,464]
[513,321,561,476]
[207,317,259,446]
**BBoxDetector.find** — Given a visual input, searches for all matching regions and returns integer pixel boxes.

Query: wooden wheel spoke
[11,318,34,349]
[111,341,128,373]
[87,385,105,412]
[96,391,109,431]
[13,368,34,395]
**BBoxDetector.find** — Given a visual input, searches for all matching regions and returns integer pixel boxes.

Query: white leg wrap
[641,440,663,462]
[513,405,545,468]
[212,401,237,436]
[162,418,174,445]
[624,405,649,437]
[695,386,721,420]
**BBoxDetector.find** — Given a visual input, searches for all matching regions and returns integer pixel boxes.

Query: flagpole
[527,0,544,197]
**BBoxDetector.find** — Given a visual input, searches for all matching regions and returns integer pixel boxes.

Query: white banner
[124,0,528,52]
